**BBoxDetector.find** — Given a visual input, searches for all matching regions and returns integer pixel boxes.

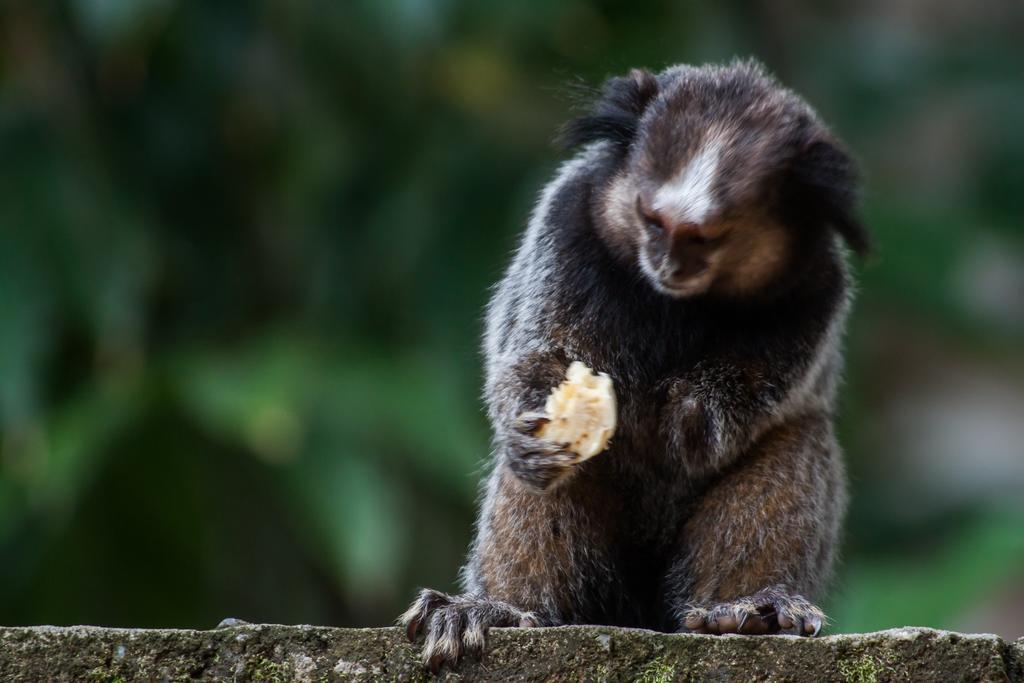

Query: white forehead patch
[652,136,723,225]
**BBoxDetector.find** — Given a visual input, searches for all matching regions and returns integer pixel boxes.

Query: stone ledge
[0,624,1020,682]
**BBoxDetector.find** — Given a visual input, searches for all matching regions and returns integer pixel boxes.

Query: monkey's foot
[681,585,825,637]
[399,588,542,674]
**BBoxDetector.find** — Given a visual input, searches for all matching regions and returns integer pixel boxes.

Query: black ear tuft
[559,68,660,152]
[789,138,872,257]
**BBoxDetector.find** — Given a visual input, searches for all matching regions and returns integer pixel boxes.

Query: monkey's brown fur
[401,60,867,674]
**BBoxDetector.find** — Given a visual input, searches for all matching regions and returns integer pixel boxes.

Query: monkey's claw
[399,588,541,675]
[513,411,551,435]
[681,585,825,637]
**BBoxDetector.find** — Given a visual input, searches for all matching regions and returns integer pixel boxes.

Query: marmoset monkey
[401,59,870,674]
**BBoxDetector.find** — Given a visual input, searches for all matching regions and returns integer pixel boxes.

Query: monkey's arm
[666,412,846,635]
[485,349,580,491]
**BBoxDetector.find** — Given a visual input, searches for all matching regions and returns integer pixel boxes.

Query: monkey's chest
[575,389,698,543]
[557,317,712,531]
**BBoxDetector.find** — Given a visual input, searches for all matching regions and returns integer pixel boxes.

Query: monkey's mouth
[654,255,713,297]
[655,270,714,298]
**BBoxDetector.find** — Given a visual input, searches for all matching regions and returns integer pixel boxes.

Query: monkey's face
[602,135,793,300]
[584,62,868,300]
[627,79,819,300]
[631,185,791,299]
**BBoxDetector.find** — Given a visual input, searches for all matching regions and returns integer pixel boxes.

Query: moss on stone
[86,667,125,683]
[637,657,675,683]
[838,655,881,683]
[249,656,287,682]
[0,625,1018,682]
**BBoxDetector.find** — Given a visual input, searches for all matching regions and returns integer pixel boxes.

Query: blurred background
[1,0,1022,639]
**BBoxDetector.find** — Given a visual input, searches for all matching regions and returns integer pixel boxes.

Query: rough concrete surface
[0,624,1020,682]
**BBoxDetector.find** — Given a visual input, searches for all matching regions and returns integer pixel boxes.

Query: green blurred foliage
[0,1,1022,635]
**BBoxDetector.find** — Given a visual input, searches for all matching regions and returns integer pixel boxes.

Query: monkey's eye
[635,197,665,237]
[643,214,665,237]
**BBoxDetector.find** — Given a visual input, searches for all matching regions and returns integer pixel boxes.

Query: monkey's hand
[499,411,578,492]
[681,585,825,637]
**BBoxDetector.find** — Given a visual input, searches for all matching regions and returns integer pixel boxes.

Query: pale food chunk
[537,361,617,461]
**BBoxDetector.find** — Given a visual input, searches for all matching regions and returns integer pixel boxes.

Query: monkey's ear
[788,138,872,257]
[559,69,660,152]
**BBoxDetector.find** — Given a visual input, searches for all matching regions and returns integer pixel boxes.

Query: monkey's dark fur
[401,60,868,674]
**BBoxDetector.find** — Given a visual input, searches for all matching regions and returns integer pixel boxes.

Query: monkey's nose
[667,221,707,244]
[666,223,711,281]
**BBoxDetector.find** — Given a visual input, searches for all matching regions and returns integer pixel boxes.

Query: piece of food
[537,361,617,461]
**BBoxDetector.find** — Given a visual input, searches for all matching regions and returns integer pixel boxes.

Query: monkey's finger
[528,440,571,455]
[401,589,449,642]
[678,621,710,634]
[405,616,421,642]
[423,608,463,675]
[805,615,823,637]
[713,611,739,633]
[462,611,486,656]
[715,616,738,633]
[703,612,722,634]
[683,611,707,632]
[760,610,781,634]
[427,653,444,677]
[528,453,575,473]
[779,613,805,636]
[737,613,770,635]
[519,437,570,457]
[519,615,539,628]
[514,413,550,434]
